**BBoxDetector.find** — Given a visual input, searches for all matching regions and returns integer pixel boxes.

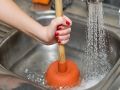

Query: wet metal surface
[0,0,119,90]
[0,15,120,89]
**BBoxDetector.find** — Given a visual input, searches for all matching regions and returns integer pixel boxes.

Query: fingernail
[56,36,59,40]
[57,24,62,30]
[66,20,70,26]
[57,27,62,30]
[58,40,61,43]
[55,32,59,36]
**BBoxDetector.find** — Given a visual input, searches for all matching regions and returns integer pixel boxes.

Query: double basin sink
[0,1,120,90]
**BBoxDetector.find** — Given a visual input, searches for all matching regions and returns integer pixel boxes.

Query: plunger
[45,0,80,87]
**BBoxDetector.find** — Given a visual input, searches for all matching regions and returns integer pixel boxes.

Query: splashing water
[83,2,111,81]
[24,68,64,89]
[24,68,46,86]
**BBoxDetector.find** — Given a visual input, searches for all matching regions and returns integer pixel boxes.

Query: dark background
[104,0,120,8]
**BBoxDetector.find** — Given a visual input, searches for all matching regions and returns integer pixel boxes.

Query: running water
[24,2,111,90]
[83,2,111,81]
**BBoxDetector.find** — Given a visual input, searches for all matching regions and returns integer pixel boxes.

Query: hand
[45,16,72,45]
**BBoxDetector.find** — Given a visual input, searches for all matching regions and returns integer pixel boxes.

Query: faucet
[87,0,104,3]
[81,0,104,12]
[118,9,120,25]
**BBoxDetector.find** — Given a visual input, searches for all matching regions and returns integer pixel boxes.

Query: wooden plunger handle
[55,0,66,63]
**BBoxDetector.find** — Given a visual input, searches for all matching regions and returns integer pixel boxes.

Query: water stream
[83,2,111,81]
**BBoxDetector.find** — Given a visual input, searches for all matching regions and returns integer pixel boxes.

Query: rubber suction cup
[45,60,80,87]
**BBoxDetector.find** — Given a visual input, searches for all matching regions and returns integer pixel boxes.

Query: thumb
[51,17,66,28]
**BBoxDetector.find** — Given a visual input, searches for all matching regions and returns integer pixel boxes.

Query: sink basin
[0,11,120,90]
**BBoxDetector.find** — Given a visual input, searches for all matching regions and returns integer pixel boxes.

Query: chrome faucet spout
[118,9,120,25]
[81,0,104,10]
[87,0,104,4]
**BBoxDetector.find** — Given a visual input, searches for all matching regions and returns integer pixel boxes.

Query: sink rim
[0,10,120,90]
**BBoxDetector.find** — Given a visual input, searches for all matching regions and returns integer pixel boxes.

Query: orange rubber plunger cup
[45,0,80,88]
[32,0,50,5]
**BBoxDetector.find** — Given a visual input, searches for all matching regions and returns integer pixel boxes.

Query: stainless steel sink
[0,9,120,90]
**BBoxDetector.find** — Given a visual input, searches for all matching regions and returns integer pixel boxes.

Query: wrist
[36,26,50,44]
[43,25,56,45]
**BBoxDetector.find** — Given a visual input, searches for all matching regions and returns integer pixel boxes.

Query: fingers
[52,16,72,44]
[63,15,72,26]
[51,15,72,28]
[55,28,71,44]
[56,28,71,36]
[51,17,64,27]
[60,39,70,44]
